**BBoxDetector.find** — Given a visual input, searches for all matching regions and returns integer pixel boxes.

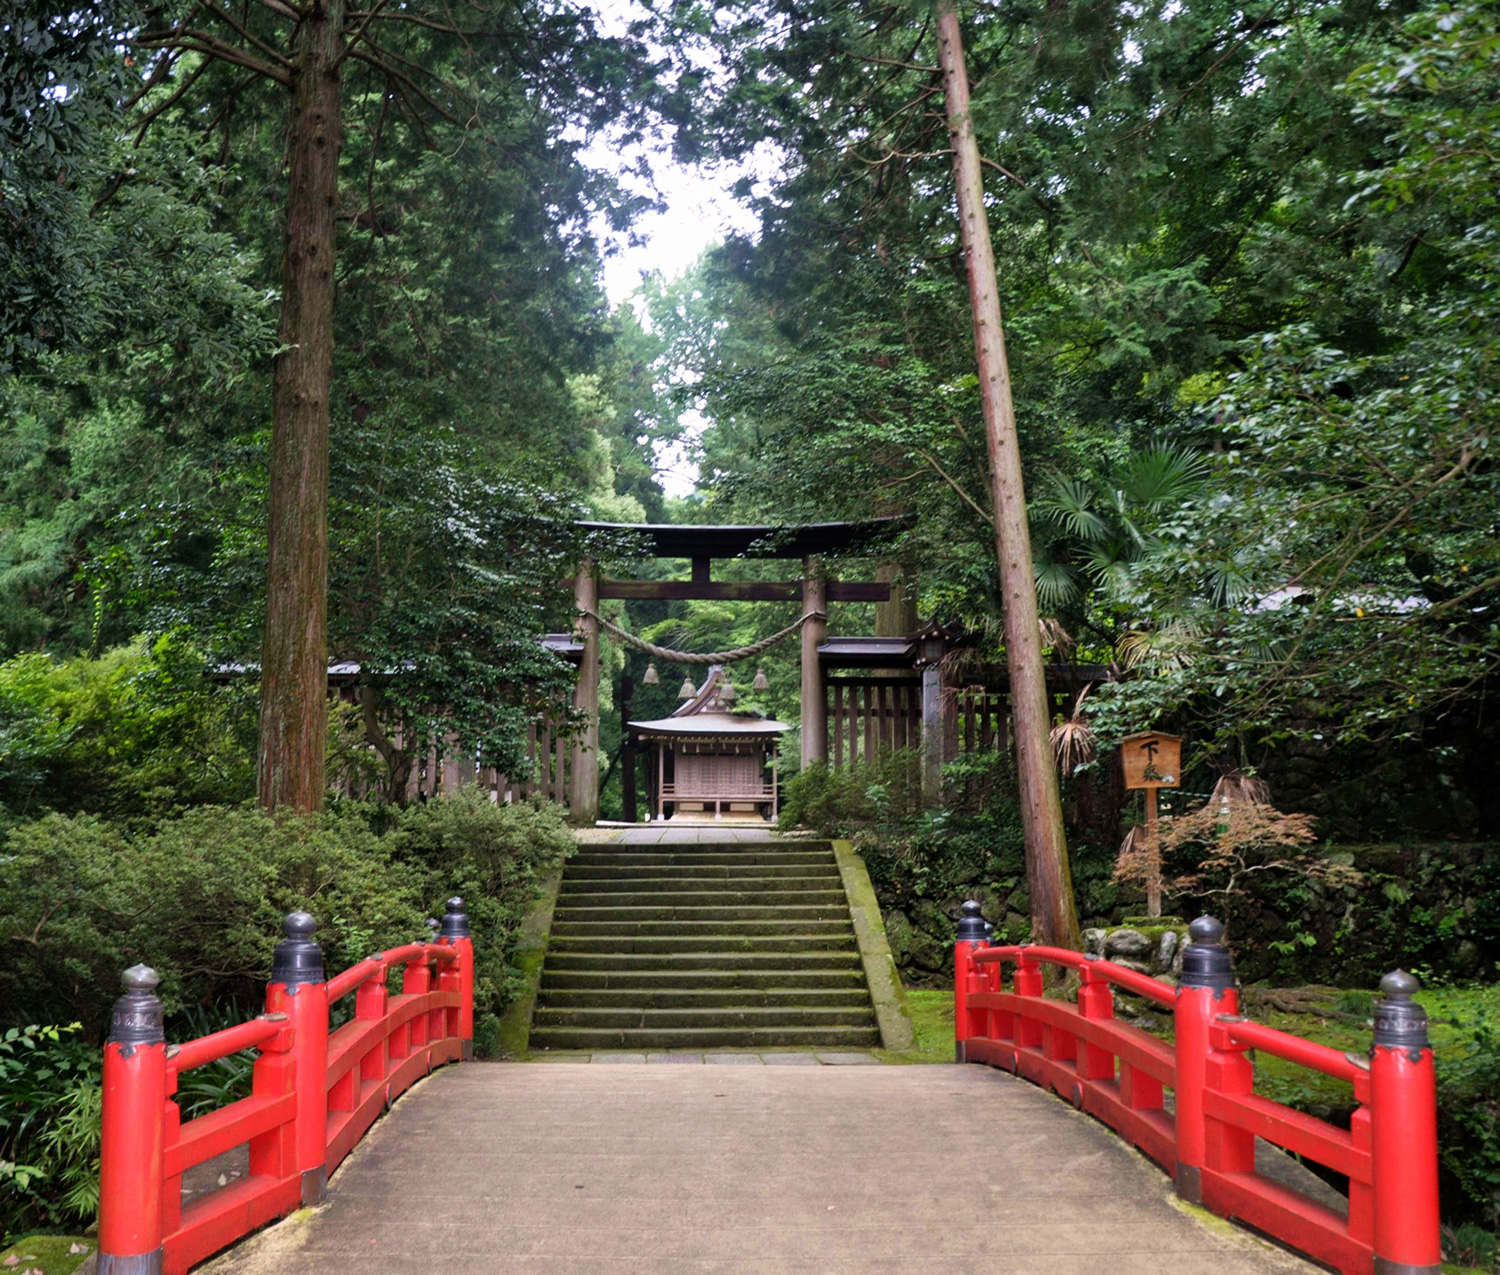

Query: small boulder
[1156,930,1179,972]
[908,927,947,972]
[1083,928,1108,956]
[883,910,914,964]
[1105,927,1151,958]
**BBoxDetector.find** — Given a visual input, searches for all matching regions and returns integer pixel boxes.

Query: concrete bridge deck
[206,1061,1316,1274]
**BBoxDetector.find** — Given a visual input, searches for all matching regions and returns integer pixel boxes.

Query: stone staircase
[530,839,881,1051]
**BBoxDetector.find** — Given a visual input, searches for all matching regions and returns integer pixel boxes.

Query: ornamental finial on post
[271,911,325,986]
[1373,969,1429,1050]
[439,896,471,941]
[955,900,988,944]
[1179,916,1234,992]
[109,964,165,1045]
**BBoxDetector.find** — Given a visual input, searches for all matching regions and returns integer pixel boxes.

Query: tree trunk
[257,1,344,813]
[935,2,1081,951]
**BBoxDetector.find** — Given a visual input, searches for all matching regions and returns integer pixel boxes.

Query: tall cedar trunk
[257,2,344,812]
[935,1,1082,951]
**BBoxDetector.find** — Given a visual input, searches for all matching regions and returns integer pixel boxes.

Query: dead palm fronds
[1049,683,1096,776]
[1210,769,1271,809]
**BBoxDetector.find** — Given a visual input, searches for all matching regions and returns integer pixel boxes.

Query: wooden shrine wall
[824,679,1010,771]
[827,678,920,767]
[331,706,572,809]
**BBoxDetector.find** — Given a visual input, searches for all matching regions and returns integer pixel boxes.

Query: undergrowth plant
[0,1023,101,1243]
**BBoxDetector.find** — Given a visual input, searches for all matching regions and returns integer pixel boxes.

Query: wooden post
[800,558,828,770]
[620,674,636,823]
[919,630,945,806]
[569,562,600,823]
[1144,786,1162,917]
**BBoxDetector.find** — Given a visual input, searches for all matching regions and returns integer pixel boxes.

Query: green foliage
[778,751,923,836]
[0,1023,101,1242]
[780,750,1028,962]
[1433,987,1500,1239]
[0,805,423,1035]
[387,788,575,1029]
[0,638,256,823]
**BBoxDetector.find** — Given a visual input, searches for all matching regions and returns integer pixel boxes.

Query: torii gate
[565,518,914,823]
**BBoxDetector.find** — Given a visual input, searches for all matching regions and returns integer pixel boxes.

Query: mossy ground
[874,988,954,1063]
[0,1235,94,1273]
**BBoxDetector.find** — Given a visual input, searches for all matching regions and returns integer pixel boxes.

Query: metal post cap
[439,897,471,940]
[271,911,325,986]
[955,900,989,943]
[1373,969,1429,1050]
[109,964,165,1045]
[1179,916,1235,991]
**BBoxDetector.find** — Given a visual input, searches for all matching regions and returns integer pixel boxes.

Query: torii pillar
[800,558,827,769]
[569,562,600,824]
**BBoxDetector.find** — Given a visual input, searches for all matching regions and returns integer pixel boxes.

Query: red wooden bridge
[94,899,1441,1274]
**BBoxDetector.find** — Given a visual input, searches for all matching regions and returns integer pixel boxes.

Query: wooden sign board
[1122,731,1182,789]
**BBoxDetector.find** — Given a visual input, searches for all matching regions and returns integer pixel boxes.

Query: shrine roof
[817,636,916,668]
[574,516,912,560]
[629,665,788,737]
[627,712,789,738]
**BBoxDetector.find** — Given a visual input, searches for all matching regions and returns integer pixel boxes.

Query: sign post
[1122,731,1182,917]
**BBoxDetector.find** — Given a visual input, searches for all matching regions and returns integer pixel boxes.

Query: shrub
[387,788,575,1036]
[778,750,924,836]
[0,805,429,1037]
[0,637,256,824]
[0,791,573,1042]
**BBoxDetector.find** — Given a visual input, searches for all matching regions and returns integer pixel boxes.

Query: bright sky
[586,144,759,309]
[571,0,779,500]
[578,137,773,500]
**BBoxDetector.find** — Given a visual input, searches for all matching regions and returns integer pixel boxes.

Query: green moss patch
[0,1235,94,1274]
[874,988,953,1064]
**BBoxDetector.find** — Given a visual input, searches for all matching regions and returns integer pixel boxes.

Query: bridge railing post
[1011,948,1043,1051]
[439,897,475,1059]
[265,911,329,1207]
[1076,957,1116,1083]
[953,901,987,1062]
[1172,916,1237,1205]
[1370,970,1441,1273]
[98,965,168,1275]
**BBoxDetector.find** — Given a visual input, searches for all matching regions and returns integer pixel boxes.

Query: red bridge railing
[97,899,475,1275]
[954,908,1440,1275]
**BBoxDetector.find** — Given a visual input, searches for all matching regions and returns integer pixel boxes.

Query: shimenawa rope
[580,608,824,666]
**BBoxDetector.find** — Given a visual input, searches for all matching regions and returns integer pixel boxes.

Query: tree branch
[197,0,294,69]
[333,0,390,69]
[134,29,292,85]
[122,48,181,111]
[345,9,479,35]
[129,54,215,145]
[348,47,460,123]
[916,448,990,522]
